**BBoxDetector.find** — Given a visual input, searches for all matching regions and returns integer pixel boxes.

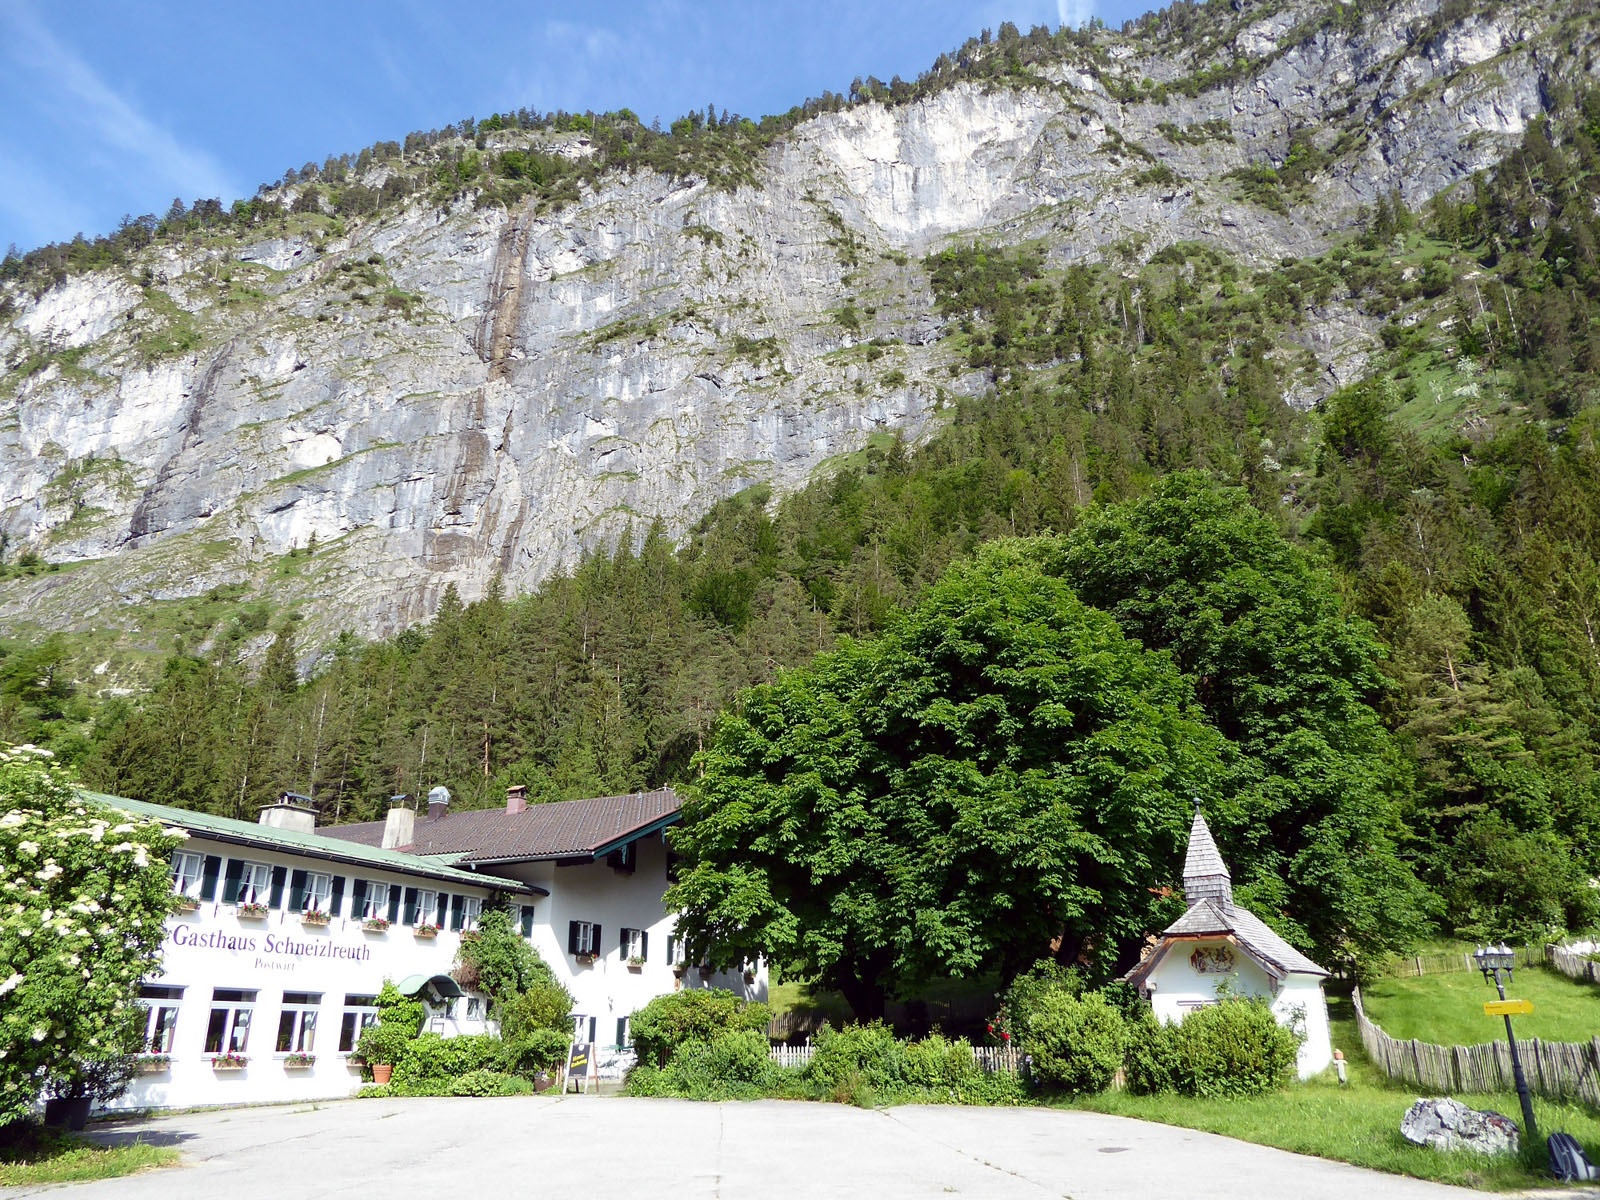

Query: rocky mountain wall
[0,0,1589,648]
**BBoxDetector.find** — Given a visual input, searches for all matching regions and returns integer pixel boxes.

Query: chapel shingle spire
[1182,798,1232,908]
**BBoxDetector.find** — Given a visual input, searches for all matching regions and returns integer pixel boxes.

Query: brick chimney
[506,784,528,815]
[382,795,415,850]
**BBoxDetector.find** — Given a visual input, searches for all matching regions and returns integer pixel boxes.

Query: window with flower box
[275,991,321,1053]
[621,927,648,963]
[405,887,444,928]
[289,869,340,917]
[139,985,183,1053]
[338,995,379,1052]
[222,860,282,907]
[204,989,256,1054]
[568,920,601,957]
[169,852,214,899]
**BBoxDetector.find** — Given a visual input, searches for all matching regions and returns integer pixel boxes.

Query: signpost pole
[1485,960,1538,1141]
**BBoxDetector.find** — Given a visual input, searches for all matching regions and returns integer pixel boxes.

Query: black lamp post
[1474,942,1538,1142]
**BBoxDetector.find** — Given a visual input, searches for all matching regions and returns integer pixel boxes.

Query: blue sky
[0,0,1157,255]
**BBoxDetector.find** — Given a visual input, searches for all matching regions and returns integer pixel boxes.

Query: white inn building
[94,784,763,1112]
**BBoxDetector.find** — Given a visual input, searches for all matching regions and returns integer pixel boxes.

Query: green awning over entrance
[396,973,464,999]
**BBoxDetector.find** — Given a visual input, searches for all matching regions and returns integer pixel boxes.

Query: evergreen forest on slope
[5,26,1600,970]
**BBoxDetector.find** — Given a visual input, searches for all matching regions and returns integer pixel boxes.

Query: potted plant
[301,907,330,927]
[414,922,439,939]
[697,964,715,980]
[211,1052,249,1070]
[357,1022,412,1085]
[236,901,270,919]
[362,916,390,933]
[671,963,687,978]
[627,955,645,972]
[136,1054,172,1073]
[283,1052,316,1069]
[575,951,597,966]
[173,895,201,913]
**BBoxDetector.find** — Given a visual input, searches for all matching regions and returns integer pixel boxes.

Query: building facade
[93,783,755,1111]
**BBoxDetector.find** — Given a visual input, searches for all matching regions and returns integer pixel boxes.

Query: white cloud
[1059,0,1095,27]
[0,3,240,206]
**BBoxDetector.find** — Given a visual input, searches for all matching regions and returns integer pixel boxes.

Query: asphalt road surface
[25,1096,1506,1199]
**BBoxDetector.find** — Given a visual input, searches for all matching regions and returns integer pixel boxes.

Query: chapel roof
[1123,803,1328,984]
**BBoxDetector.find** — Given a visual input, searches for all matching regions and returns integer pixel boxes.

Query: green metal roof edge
[80,789,537,895]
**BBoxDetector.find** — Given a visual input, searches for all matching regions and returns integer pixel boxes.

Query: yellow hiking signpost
[1483,998,1533,1017]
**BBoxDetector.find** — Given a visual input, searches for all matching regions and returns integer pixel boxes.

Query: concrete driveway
[22,1096,1500,1199]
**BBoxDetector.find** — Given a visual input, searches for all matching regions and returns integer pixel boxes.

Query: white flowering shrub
[0,744,181,1125]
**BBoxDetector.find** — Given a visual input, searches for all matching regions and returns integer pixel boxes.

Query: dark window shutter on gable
[639,931,648,962]
[200,855,222,901]
[351,879,368,920]
[387,887,401,923]
[402,887,418,924]
[288,869,307,912]
[269,865,288,907]
[329,876,345,917]
[568,920,579,954]
[591,925,601,957]
[221,859,244,904]
[520,905,535,938]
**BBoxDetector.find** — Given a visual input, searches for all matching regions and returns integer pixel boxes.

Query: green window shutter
[288,869,307,911]
[639,931,648,962]
[269,866,288,907]
[200,855,222,901]
[591,925,601,956]
[329,876,345,917]
[351,879,368,919]
[221,860,244,904]
[449,895,464,932]
[402,887,418,924]
[568,921,579,954]
[387,887,401,924]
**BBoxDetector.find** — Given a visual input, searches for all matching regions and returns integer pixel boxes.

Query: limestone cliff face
[0,0,1588,647]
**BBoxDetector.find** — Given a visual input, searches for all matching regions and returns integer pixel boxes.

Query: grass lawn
[1056,992,1600,1191]
[0,1126,180,1187]
[1360,965,1600,1046]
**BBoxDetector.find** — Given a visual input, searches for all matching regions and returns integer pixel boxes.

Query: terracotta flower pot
[372,1064,394,1084]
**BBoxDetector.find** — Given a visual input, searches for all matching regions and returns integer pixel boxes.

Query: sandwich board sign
[567,1041,591,1092]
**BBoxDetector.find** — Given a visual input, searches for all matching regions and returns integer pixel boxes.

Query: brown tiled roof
[321,788,680,864]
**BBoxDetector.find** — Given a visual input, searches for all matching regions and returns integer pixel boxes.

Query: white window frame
[464,996,484,1021]
[460,895,482,932]
[414,888,439,927]
[338,995,379,1052]
[301,871,333,915]
[237,862,273,905]
[275,992,321,1053]
[205,989,256,1054]
[572,920,599,956]
[139,985,183,1053]
[170,852,205,898]
[622,927,645,960]
[362,881,390,920]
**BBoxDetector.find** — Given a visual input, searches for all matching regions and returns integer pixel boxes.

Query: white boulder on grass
[1400,1097,1521,1155]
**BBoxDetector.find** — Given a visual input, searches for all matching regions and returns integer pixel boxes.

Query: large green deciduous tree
[666,542,1225,1019]
[1056,472,1429,971]
[0,745,180,1126]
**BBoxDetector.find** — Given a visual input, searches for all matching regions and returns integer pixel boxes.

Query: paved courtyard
[29,1096,1506,1199]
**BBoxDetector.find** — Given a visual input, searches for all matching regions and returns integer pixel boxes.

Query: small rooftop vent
[427,785,451,822]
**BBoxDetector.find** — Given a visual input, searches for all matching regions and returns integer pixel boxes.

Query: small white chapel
[1123,800,1334,1078]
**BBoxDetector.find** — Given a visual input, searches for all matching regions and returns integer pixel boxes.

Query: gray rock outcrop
[1400,1097,1521,1155]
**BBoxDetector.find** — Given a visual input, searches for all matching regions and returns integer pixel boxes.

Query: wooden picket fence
[1373,944,1545,979]
[1547,943,1600,985]
[1352,986,1600,1107]
[768,1042,1021,1073]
